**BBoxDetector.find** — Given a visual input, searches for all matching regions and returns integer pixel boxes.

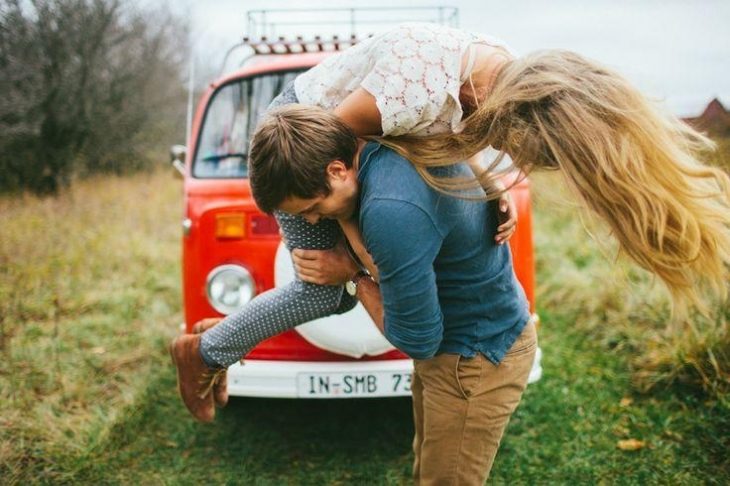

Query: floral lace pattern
[294,23,514,137]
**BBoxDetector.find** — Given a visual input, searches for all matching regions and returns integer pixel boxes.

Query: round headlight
[205,264,256,315]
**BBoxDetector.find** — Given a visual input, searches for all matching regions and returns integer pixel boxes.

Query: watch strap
[351,270,371,285]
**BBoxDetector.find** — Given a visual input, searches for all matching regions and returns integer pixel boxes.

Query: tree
[0,0,188,193]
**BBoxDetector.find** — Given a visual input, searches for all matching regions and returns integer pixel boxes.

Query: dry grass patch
[0,168,183,483]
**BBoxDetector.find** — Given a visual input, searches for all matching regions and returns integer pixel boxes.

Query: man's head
[249,104,360,223]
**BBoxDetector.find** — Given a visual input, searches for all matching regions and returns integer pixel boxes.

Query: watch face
[345,280,357,296]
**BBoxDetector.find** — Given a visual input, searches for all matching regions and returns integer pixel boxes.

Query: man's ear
[326,160,349,181]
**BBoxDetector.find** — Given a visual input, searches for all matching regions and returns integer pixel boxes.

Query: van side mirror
[170,145,186,177]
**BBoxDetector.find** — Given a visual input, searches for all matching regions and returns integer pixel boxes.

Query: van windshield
[193,70,300,178]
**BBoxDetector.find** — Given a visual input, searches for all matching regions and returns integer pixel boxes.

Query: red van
[171,33,542,399]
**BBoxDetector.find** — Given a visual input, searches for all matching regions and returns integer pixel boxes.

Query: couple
[170,23,730,484]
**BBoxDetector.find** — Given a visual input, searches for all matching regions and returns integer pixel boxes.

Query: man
[247,104,537,484]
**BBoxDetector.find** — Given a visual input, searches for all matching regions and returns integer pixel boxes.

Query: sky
[168,0,729,116]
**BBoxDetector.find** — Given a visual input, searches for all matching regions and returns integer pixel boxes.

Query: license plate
[297,371,412,398]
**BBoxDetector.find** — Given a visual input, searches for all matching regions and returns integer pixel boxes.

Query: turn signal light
[215,213,246,239]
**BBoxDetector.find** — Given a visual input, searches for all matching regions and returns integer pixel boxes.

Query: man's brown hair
[249,104,358,214]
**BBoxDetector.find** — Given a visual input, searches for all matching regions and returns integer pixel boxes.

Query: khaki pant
[411,320,537,485]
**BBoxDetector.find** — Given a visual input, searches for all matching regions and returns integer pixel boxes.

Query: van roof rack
[242,34,365,56]
[219,6,459,74]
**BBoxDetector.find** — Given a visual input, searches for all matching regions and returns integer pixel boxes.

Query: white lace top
[294,22,515,137]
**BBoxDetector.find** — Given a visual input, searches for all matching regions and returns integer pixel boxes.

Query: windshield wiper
[202,152,248,162]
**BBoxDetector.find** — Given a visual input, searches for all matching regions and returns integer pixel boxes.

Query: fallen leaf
[617,439,645,451]
[91,346,106,355]
[620,397,633,407]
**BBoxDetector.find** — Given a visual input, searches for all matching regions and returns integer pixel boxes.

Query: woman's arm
[333,88,383,136]
[332,68,517,250]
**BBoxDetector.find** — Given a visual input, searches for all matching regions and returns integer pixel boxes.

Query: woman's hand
[291,241,360,286]
[495,190,517,245]
[466,152,518,245]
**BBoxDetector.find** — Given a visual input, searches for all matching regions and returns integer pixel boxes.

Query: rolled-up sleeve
[360,198,444,359]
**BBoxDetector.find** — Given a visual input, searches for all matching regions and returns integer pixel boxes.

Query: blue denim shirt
[357,142,531,364]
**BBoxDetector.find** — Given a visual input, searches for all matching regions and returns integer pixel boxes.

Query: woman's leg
[199,211,358,368]
[197,77,356,368]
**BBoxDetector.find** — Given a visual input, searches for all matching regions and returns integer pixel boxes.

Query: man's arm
[291,199,444,359]
[360,198,444,360]
[291,240,360,286]
[290,236,385,333]
[352,276,385,334]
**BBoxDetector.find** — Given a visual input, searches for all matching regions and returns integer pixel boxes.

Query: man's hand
[292,241,360,286]
[191,317,223,334]
[495,191,517,245]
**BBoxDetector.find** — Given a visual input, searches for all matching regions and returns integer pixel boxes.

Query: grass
[1,162,729,484]
[65,310,729,485]
[0,169,183,483]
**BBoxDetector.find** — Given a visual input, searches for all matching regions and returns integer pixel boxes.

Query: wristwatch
[345,270,371,297]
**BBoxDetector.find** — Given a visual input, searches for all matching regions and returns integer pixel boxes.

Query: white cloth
[294,22,515,137]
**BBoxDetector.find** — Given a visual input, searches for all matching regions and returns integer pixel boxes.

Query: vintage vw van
[171,35,542,399]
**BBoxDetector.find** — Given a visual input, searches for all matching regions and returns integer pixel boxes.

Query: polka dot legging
[199,81,358,368]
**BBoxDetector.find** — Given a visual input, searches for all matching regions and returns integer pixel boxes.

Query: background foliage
[0,0,188,194]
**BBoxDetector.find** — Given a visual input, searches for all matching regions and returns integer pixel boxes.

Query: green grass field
[1,168,728,485]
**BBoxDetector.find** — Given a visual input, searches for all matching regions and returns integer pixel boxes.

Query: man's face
[278,160,359,224]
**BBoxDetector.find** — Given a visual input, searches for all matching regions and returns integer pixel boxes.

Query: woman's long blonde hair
[378,50,730,315]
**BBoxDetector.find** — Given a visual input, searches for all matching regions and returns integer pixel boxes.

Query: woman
[172,22,730,420]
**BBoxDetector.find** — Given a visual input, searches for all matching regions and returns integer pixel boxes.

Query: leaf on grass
[663,430,683,441]
[619,397,633,407]
[617,438,645,451]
